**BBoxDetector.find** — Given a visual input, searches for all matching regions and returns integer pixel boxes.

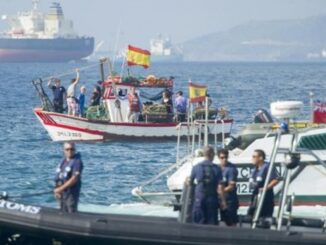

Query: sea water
[0,62,325,215]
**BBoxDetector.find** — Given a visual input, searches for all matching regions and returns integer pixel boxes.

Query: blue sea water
[0,62,326,208]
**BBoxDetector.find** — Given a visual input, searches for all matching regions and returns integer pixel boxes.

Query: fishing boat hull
[34,108,233,142]
[0,201,325,245]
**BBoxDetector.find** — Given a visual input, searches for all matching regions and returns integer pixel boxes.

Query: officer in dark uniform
[48,78,66,113]
[217,149,239,226]
[54,142,83,213]
[248,149,279,218]
[190,146,226,225]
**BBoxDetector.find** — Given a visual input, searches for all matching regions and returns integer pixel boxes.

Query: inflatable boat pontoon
[0,199,326,245]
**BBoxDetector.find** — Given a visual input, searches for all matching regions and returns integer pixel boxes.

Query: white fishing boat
[33,63,233,142]
[133,101,326,209]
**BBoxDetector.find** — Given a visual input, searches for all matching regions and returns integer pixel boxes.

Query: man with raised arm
[66,69,80,116]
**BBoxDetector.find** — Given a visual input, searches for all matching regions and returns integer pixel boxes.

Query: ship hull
[0,37,94,62]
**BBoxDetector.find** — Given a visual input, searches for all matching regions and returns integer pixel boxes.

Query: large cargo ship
[150,35,183,63]
[0,0,94,62]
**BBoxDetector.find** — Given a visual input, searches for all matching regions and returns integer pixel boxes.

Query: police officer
[218,148,239,226]
[248,149,279,218]
[54,142,83,213]
[190,146,226,225]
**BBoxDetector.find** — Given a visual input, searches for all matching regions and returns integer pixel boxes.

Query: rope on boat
[42,58,109,81]
[0,191,52,200]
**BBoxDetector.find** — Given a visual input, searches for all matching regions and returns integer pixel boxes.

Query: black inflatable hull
[0,201,326,245]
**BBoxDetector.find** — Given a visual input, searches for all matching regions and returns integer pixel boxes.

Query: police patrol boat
[133,101,326,210]
[32,60,233,142]
[1,132,326,244]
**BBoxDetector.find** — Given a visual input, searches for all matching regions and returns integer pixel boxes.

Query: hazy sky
[1,0,326,51]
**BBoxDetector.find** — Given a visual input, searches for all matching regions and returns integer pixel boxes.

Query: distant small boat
[150,34,183,63]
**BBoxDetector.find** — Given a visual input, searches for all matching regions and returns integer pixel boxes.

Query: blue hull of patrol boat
[0,200,326,245]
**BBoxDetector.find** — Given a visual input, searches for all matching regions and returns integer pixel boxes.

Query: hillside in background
[182,15,326,61]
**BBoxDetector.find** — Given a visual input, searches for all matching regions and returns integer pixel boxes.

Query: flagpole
[310,91,314,123]
[187,98,191,155]
[204,96,209,146]
[191,103,195,155]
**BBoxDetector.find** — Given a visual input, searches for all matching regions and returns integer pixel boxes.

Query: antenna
[32,0,40,10]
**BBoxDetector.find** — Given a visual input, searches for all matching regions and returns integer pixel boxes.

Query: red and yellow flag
[127,45,151,68]
[189,81,207,103]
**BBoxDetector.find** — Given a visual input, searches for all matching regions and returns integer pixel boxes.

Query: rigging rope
[42,59,109,81]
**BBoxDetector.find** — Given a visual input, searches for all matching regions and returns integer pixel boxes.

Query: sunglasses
[219,156,227,159]
[65,148,75,152]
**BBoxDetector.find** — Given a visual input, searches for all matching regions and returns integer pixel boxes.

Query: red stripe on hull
[0,49,91,62]
[34,108,233,127]
[34,109,232,141]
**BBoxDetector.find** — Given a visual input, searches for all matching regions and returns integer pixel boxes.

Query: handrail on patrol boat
[252,121,326,230]
[131,154,191,202]
[132,119,228,204]
[252,128,283,229]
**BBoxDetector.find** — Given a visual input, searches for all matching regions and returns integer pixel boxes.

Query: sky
[1,0,326,51]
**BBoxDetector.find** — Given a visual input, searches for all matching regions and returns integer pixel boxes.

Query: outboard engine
[254,109,274,123]
[224,136,241,150]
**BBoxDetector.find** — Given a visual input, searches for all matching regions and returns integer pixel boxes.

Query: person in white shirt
[66,69,80,116]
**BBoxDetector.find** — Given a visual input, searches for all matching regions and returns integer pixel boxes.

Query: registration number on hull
[235,164,282,196]
[57,131,82,138]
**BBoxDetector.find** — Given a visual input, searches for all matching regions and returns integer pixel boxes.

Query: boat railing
[252,123,326,231]
[132,120,228,205]
[131,154,190,205]
[176,119,227,163]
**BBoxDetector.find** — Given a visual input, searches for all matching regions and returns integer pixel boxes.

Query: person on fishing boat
[128,87,141,122]
[248,149,279,219]
[194,93,213,120]
[54,142,83,213]
[78,86,86,117]
[175,91,187,122]
[66,69,80,116]
[217,148,239,226]
[89,86,101,107]
[189,146,226,225]
[162,91,173,114]
[48,78,66,113]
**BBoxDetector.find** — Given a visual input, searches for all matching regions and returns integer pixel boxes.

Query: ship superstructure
[149,35,183,62]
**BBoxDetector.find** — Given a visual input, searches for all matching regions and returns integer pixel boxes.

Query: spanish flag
[127,45,151,68]
[189,81,207,103]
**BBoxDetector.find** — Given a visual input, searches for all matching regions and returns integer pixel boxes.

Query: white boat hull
[167,130,326,206]
[34,109,233,142]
